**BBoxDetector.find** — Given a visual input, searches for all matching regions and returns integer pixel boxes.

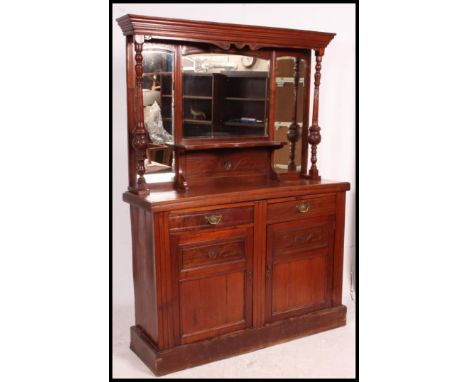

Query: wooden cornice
[116,14,335,50]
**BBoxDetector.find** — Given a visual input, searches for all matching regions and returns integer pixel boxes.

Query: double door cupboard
[117,14,350,376]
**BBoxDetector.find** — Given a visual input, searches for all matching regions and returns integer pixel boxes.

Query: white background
[0,1,467,381]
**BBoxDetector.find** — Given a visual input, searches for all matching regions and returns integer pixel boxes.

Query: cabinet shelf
[183,95,213,100]
[170,140,285,152]
[224,122,265,128]
[225,97,265,102]
[183,119,212,125]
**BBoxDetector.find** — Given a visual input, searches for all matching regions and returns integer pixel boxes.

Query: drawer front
[185,150,269,179]
[169,205,253,231]
[267,194,336,223]
[179,236,246,272]
[271,218,330,259]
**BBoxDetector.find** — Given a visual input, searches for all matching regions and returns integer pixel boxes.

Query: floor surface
[112,301,356,378]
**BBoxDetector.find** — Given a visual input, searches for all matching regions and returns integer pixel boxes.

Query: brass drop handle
[266,264,272,277]
[207,249,218,259]
[205,214,222,225]
[296,201,310,213]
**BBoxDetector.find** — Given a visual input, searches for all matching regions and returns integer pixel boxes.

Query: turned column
[308,48,323,180]
[132,35,150,195]
[287,57,301,171]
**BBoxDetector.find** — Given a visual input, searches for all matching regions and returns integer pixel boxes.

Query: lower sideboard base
[129,304,347,376]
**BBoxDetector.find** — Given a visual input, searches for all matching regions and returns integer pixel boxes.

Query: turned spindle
[132,35,150,195]
[308,49,323,180]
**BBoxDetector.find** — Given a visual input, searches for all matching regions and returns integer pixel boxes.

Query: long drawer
[267,194,336,223]
[169,205,253,231]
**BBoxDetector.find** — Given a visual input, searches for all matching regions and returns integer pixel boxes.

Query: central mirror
[182,53,270,139]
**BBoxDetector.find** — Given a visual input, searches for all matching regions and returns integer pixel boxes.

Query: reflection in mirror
[182,53,270,139]
[141,45,175,182]
[273,57,305,172]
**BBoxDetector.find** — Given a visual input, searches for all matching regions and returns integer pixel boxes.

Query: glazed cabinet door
[265,215,335,323]
[170,226,253,345]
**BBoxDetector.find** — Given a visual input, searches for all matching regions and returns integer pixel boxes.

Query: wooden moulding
[170,140,285,152]
[117,14,336,50]
[130,304,347,376]
[122,180,351,213]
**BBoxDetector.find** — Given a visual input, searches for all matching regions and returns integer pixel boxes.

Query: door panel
[271,254,327,314]
[179,271,246,343]
[266,215,335,322]
[171,226,253,345]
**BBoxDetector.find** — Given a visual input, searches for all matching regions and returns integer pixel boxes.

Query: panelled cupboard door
[170,226,253,345]
[265,215,335,323]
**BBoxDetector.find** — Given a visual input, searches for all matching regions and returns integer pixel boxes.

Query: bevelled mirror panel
[141,44,175,182]
[182,53,270,139]
[273,57,306,172]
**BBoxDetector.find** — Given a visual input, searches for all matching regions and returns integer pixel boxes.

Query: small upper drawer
[169,205,253,231]
[267,194,336,223]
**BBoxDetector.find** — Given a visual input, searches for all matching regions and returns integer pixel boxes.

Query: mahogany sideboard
[117,14,350,376]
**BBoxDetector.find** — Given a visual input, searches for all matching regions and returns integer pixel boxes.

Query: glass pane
[273,57,305,172]
[182,53,270,139]
[141,45,175,182]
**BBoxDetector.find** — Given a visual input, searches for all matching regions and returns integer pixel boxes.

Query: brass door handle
[296,201,310,213]
[205,214,222,225]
